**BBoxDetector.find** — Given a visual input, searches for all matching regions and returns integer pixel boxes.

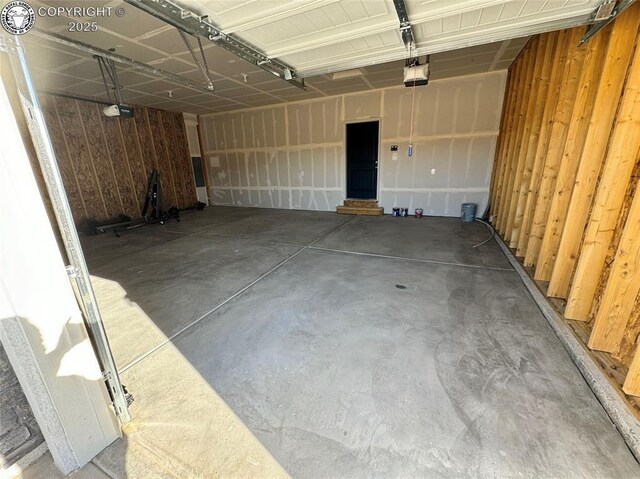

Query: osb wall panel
[39,94,197,224]
[489,2,640,397]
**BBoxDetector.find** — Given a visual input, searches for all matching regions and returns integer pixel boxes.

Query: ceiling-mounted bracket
[177,28,214,91]
[579,0,636,45]
[94,53,125,104]
[393,0,416,52]
[31,29,217,95]
[124,0,305,90]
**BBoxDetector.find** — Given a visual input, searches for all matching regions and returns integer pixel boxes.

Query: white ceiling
[183,0,598,76]
[18,0,600,114]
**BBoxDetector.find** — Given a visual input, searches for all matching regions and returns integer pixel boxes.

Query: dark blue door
[346,121,379,199]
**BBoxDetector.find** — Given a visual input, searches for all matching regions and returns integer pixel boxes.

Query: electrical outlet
[431,168,436,175]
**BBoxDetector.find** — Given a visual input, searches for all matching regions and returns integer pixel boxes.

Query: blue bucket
[461,203,477,223]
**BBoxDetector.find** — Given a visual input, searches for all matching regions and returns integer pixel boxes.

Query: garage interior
[2,0,640,477]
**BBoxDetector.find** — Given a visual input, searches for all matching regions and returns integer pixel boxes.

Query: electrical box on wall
[391,145,399,161]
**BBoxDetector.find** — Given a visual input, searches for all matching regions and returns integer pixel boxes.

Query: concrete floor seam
[163,211,355,249]
[119,215,356,373]
[189,231,304,248]
[81,208,639,477]
[118,246,307,373]
[305,215,357,247]
[308,244,515,272]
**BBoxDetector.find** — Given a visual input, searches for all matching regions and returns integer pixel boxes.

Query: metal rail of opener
[1,34,132,425]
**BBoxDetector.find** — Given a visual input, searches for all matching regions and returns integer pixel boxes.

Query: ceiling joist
[123,0,306,90]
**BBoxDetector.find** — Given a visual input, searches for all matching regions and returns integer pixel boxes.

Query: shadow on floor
[78,207,639,478]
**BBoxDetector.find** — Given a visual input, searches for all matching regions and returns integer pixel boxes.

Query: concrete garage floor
[66,207,640,477]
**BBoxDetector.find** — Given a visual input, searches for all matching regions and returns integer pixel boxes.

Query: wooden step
[343,199,379,208]
[336,205,384,216]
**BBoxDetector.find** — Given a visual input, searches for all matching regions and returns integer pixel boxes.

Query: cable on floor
[473,218,495,248]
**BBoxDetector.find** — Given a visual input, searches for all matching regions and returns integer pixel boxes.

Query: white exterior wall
[0,68,120,475]
[200,70,506,216]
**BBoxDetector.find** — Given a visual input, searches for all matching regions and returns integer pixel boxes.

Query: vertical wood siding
[490,3,640,396]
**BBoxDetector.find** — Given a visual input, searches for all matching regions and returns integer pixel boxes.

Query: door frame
[184,115,210,205]
[343,118,382,200]
[190,155,208,205]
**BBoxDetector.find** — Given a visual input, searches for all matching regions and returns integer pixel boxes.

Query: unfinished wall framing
[199,71,507,217]
[490,2,640,399]
[38,94,197,225]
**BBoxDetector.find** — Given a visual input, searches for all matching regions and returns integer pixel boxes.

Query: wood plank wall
[39,94,197,224]
[490,2,640,397]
